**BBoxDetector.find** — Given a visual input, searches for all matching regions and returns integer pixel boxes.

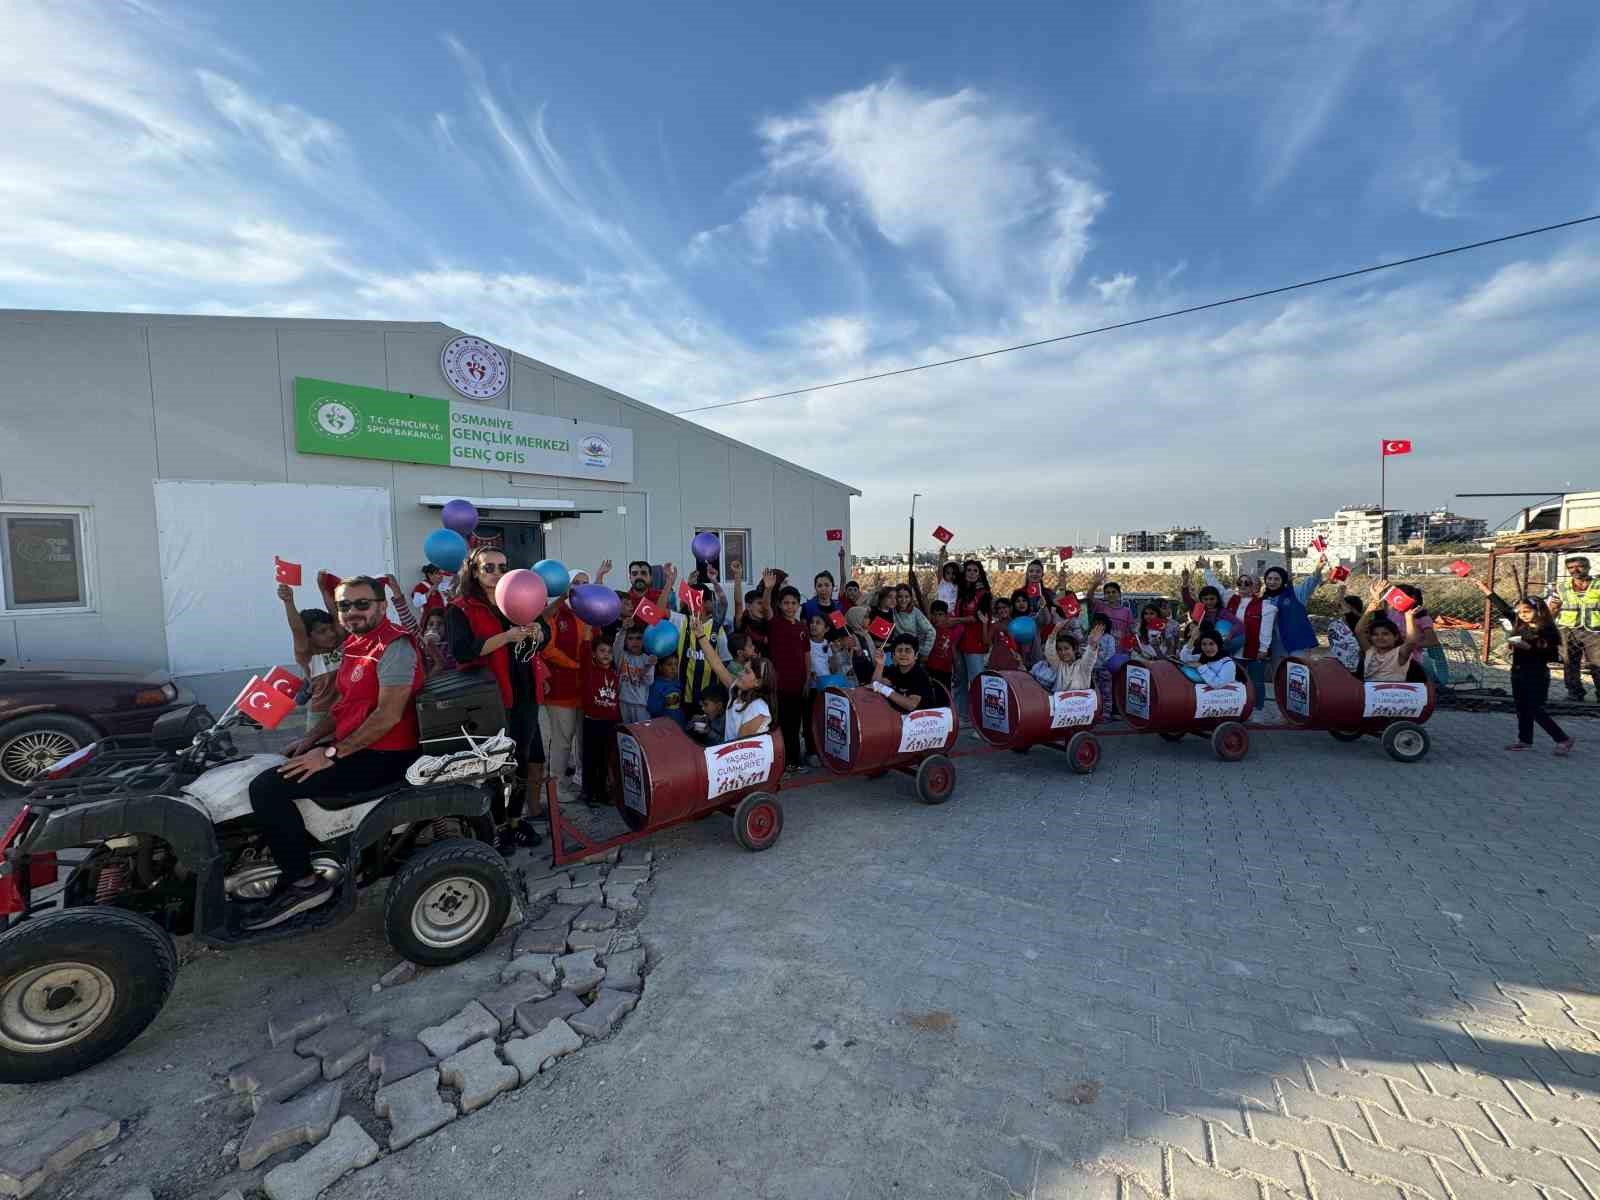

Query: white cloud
[756,78,1106,301]
[1090,273,1137,303]
[196,70,343,175]
[687,193,835,263]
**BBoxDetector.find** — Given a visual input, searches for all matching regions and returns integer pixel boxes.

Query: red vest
[452,594,515,708]
[1225,594,1266,660]
[331,619,422,751]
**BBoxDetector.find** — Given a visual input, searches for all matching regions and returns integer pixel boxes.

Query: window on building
[1145,561,1155,570]
[693,527,752,584]
[1,508,93,613]
[1162,561,1172,571]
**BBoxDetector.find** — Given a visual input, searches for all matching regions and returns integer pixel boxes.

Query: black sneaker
[243,879,334,930]
[511,820,542,847]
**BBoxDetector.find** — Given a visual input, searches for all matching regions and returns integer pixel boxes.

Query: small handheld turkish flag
[1191,602,1207,623]
[1309,536,1327,554]
[825,529,843,542]
[232,675,295,730]
[635,600,666,626]
[274,557,302,587]
[931,525,954,545]
[1059,593,1080,618]
[868,616,894,640]
[317,569,341,595]
[1329,564,1351,582]
[262,666,304,698]
[1058,546,1073,560]
[1383,586,1416,613]
[676,581,703,614]
[1448,560,1472,578]
[828,610,846,630]
[1381,439,1413,456]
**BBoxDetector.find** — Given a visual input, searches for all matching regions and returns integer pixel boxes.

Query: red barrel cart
[968,670,1102,773]
[809,685,959,804]
[1273,655,1436,762]
[1112,660,1257,761]
[547,720,786,865]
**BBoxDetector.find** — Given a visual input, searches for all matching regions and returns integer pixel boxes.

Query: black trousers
[777,692,806,765]
[247,750,415,883]
[1512,666,1568,745]
[581,718,617,801]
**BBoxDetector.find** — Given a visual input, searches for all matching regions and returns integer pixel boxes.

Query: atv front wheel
[0,907,177,1083]
[383,838,513,967]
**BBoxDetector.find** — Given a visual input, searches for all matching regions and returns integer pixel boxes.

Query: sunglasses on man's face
[479,562,508,575]
[335,598,377,613]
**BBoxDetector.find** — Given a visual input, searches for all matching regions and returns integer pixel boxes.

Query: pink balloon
[494,568,548,626]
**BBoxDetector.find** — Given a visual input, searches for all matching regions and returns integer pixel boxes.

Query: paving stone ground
[331,711,1600,1200]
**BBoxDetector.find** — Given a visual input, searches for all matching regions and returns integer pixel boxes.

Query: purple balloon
[568,583,621,628]
[690,531,720,563]
[441,499,479,536]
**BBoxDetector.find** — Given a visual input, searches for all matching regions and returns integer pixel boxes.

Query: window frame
[0,504,98,616]
[692,526,753,586]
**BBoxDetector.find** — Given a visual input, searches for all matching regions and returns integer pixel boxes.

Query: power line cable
[673,213,1600,416]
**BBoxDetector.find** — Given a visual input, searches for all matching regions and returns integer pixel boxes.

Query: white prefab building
[0,310,858,706]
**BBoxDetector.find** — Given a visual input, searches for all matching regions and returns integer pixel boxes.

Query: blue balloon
[1214,618,1235,638]
[1008,615,1037,645]
[423,528,468,573]
[643,622,679,658]
[532,558,571,598]
[817,673,850,690]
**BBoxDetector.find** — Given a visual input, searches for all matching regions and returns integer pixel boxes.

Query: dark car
[0,659,196,793]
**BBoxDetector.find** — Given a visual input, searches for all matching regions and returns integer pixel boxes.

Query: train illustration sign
[294,377,634,483]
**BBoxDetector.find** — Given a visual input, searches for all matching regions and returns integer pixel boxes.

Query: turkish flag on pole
[232,675,295,730]
[274,557,302,586]
[1058,592,1081,619]
[634,600,666,626]
[931,525,954,545]
[1058,546,1073,560]
[1381,439,1413,456]
[1383,586,1417,613]
[1448,560,1473,578]
[262,666,304,698]
[1309,536,1327,554]
[825,529,843,542]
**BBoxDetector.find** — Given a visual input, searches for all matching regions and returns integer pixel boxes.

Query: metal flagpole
[1380,442,1388,580]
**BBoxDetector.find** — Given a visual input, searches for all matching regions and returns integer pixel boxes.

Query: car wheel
[914,755,956,805]
[0,907,177,1083]
[384,838,514,967]
[0,714,101,795]
[1381,722,1430,763]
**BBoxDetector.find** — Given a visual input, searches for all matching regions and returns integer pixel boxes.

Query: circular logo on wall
[441,335,508,400]
[311,394,361,440]
[578,433,613,469]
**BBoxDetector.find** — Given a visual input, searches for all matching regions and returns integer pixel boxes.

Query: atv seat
[304,780,413,811]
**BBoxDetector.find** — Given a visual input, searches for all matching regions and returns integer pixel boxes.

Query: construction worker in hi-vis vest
[1553,555,1600,701]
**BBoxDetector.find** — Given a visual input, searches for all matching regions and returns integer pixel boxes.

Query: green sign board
[295,379,450,466]
[292,377,634,481]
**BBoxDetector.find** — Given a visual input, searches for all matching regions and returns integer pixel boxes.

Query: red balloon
[495,568,549,625]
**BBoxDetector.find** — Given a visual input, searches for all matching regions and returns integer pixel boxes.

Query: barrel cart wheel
[914,755,956,805]
[1066,731,1100,775]
[1329,729,1364,743]
[1158,732,1186,743]
[1211,722,1250,763]
[1381,722,1430,764]
[732,792,784,852]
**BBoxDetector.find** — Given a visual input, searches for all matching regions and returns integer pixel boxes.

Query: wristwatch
[324,745,339,761]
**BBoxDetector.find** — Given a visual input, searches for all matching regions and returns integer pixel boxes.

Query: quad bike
[0,704,519,1084]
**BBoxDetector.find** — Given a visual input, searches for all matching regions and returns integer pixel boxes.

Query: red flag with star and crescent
[232,675,295,729]
[1382,439,1412,456]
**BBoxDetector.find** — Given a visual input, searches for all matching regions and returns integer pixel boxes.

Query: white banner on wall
[155,481,394,677]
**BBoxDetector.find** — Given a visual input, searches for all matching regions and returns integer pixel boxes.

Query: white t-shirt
[725,697,772,741]
[807,639,831,679]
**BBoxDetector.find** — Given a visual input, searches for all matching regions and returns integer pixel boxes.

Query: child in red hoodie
[579,640,621,806]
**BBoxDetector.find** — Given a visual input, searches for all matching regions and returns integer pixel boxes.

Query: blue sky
[4,0,1599,552]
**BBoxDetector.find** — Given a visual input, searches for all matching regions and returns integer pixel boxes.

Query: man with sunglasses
[245,575,424,929]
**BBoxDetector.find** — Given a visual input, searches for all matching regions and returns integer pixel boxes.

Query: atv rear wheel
[384,838,513,967]
[0,907,177,1083]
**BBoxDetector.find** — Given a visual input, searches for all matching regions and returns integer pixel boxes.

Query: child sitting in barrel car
[871,633,939,712]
